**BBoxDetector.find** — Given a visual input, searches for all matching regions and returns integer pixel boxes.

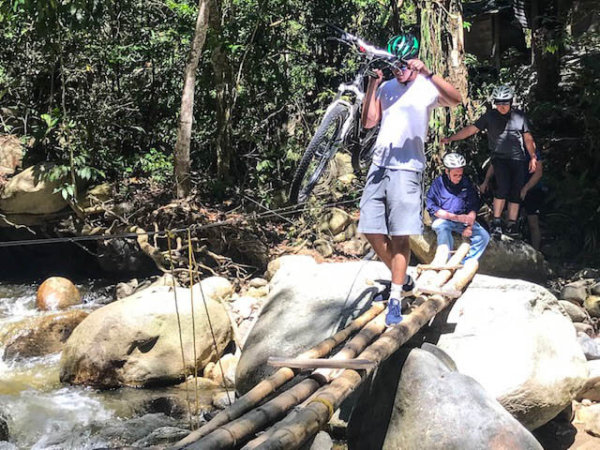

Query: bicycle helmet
[387,33,419,60]
[443,152,466,169]
[492,85,514,102]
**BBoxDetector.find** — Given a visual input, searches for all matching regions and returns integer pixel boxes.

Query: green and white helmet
[492,85,514,102]
[387,33,419,60]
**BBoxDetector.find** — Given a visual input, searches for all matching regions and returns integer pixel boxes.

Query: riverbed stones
[577,360,600,402]
[562,281,589,304]
[585,296,600,318]
[578,403,600,437]
[559,300,588,322]
[0,415,8,441]
[265,254,317,281]
[348,347,542,450]
[0,163,69,214]
[0,134,23,176]
[36,277,81,310]
[432,275,588,430]
[203,353,238,388]
[0,310,88,360]
[194,276,233,301]
[60,284,233,388]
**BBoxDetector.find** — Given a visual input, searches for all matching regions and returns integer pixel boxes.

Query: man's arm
[441,124,480,145]
[521,160,543,200]
[361,69,383,129]
[524,132,537,173]
[479,164,494,193]
[406,59,462,107]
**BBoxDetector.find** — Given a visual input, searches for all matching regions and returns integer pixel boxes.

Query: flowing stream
[0,281,211,449]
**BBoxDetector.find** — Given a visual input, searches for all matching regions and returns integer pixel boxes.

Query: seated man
[426,153,490,262]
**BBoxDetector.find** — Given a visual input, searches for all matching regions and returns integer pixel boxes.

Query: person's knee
[431,218,448,231]
[389,235,410,252]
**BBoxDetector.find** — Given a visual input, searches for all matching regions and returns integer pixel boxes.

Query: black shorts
[492,158,526,204]
[522,185,544,215]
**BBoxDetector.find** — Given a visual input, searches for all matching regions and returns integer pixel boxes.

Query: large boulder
[236,256,391,394]
[0,163,68,214]
[432,275,588,429]
[410,227,548,282]
[0,134,23,176]
[0,310,88,360]
[348,346,542,450]
[36,277,81,311]
[60,283,233,388]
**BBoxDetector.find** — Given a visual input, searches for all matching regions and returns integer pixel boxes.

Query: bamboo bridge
[172,242,478,450]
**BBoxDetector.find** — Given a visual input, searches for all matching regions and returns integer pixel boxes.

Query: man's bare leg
[507,202,520,222]
[389,235,410,285]
[492,197,506,218]
[364,233,392,269]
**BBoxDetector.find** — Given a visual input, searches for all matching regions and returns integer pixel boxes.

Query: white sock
[390,283,402,300]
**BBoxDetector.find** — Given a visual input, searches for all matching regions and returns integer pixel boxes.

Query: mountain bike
[289,26,406,204]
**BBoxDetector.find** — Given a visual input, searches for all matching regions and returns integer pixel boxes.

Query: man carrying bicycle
[357,32,461,326]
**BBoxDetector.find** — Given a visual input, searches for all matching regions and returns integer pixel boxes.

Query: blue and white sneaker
[385,298,403,326]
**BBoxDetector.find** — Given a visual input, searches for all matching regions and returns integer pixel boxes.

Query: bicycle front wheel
[289,103,351,204]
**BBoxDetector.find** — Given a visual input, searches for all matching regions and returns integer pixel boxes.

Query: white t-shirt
[372,74,439,172]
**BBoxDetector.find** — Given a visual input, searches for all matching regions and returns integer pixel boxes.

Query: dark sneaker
[491,218,502,239]
[505,221,521,239]
[385,298,403,326]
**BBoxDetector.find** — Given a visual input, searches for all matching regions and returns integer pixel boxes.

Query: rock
[97,238,155,274]
[60,284,233,388]
[560,300,588,322]
[324,208,351,235]
[348,347,542,450]
[578,333,600,360]
[0,134,23,176]
[314,239,334,258]
[0,444,16,450]
[308,431,333,450]
[149,273,178,288]
[585,296,600,318]
[36,277,81,311]
[1,310,88,360]
[0,415,8,441]
[194,276,233,302]
[265,254,318,282]
[246,285,269,298]
[0,163,69,214]
[203,353,238,387]
[78,183,112,209]
[133,426,190,447]
[212,390,236,409]
[236,260,396,394]
[576,360,600,401]
[578,404,600,437]
[231,296,256,320]
[592,282,600,296]
[248,278,268,288]
[432,276,588,430]
[115,278,139,300]
[410,227,548,282]
[336,237,368,257]
[561,281,589,304]
[575,322,595,336]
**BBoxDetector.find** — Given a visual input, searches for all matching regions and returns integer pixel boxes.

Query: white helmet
[443,152,466,169]
[492,85,514,102]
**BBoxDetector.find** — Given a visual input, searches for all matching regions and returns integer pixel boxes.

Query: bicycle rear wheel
[289,103,350,204]
[351,124,379,174]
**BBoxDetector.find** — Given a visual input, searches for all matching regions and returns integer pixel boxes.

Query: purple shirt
[426,174,480,217]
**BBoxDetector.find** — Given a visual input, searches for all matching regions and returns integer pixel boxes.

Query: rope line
[167,231,194,430]
[187,229,201,430]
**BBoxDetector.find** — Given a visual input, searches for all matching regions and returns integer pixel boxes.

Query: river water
[0,281,212,449]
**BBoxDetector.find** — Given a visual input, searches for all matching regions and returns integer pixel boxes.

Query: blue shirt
[426,174,480,217]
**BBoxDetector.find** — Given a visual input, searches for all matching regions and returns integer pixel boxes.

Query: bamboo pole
[172,302,385,448]
[267,358,376,370]
[251,251,478,450]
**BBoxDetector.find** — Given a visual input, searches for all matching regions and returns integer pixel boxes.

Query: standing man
[426,153,490,262]
[358,32,461,326]
[441,85,537,238]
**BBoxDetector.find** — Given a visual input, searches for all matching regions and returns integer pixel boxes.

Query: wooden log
[416,263,463,273]
[267,357,376,370]
[172,302,385,449]
[251,248,477,450]
[415,285,462,299]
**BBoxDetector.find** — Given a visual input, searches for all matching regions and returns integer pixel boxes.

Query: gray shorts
[357,164,423,236]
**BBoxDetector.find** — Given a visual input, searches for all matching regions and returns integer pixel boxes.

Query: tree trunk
[173,0,210,198]
[209,0,235,181]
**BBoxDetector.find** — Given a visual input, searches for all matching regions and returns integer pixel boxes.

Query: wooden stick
[267,357,376,370]
[415,285,462,299]
[416,263,463,273]
[172,302,385,449]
